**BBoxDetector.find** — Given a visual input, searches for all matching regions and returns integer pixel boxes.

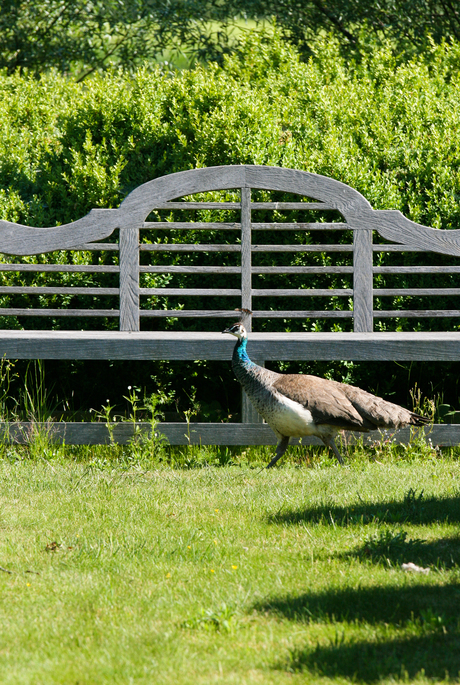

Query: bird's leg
[322,437,344,465]
[266,436,290,469]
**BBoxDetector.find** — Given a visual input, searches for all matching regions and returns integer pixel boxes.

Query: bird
[222,311,429,467]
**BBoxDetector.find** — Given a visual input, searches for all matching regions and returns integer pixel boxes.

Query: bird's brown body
[223,319,428,466]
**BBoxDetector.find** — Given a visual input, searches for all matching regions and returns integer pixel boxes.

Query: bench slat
[0,264,120,273]
[252,222,348,230]
[0,308,118,317]
[0,421,457,446]
[374,266,460,274]
[6,308,456,320]
[142,222,241,229]
[142,222,348,230]
[252,245,354,252]
[376,310,460,317]
[139,266,354,274]
[0,286,118,295]
[375,288,460,296]
[252,289,353,297]
[139,244,241,252]
[2,330,458,361]
[138,309,354,318]
[139,288,241,296]
[138,288,353,297]
[140,266,242,273]
[151,202,335,210]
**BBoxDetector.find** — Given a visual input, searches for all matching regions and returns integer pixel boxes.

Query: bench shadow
[254,583,460,626]
[284,632,460,682]
[268,493,460,527]
[350,532,460,570]
[254,583,460,681]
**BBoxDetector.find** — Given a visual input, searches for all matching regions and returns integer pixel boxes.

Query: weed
[123,388,169,465]
[361,528,427,566]
[181,603,238,632]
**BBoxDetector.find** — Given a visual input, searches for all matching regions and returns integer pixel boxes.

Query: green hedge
[2,34,460,227]
[2,33,460,415]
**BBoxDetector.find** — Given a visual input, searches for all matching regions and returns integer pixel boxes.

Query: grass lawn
[1,446,459,684]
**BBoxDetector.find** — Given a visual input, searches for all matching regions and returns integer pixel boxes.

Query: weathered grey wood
[142,201,336,210]
[0,308,118,317]
[142,222,241,229]
[1,330,460,361]
[141,243,353,253]
[374,266,460,274]
[119,227,139,332]
[373,245,425,252]
[252,266,353,273]
[140,309,241,317]
[0,264,119,273]
[252,289,353,297]
[375,288,460,296]
[151,202,242,209]
[12,307,456,321]
[1,422,457,446]
[138,309,354,318]
[252,245,354,252]
[352,209,460,256]
[376,310,460,318]
[140,288,241,296]
[251,202,335,210]
[0,209,119,255]
[140,266,242,273]
[139,244,240,252]
[74,243,119,251]
[244,166,373,214]
[0,286,118,295]
[353,229,374,332]
[241,187,253,324]
[249,310,353,318]
[251,223,348,230]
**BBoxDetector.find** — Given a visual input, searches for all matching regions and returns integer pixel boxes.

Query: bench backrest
[1,165,460,333]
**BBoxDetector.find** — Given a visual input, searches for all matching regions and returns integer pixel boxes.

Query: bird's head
[222,322,247,340]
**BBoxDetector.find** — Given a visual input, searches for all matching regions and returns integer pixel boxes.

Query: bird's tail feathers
[409,412,431,426]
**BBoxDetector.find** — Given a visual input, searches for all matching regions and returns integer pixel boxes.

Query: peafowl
[223,313,429,467]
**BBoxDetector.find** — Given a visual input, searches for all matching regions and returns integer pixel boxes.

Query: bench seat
[0,329,459,361]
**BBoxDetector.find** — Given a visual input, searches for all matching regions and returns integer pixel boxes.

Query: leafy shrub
[2,32,460,414]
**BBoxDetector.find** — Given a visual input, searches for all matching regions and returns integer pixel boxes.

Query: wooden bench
[1,164,460,447]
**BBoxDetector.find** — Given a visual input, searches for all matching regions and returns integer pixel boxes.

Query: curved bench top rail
[1,165,460,256]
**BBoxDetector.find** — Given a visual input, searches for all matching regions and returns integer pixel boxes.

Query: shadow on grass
[284,632,460,682]
[254,582,460,626]
[255,584,460,681]
[268,492,460,527]
[351,531,460,570]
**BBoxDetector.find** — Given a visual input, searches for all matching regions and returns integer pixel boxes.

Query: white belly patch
[267,394,317,438]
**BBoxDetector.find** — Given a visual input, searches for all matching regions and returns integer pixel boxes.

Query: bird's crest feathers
[222,308,252,338]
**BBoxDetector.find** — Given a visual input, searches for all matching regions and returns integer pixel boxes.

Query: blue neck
[234,336,253,366]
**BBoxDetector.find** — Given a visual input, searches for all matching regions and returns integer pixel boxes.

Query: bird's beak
[222,327,231,335]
